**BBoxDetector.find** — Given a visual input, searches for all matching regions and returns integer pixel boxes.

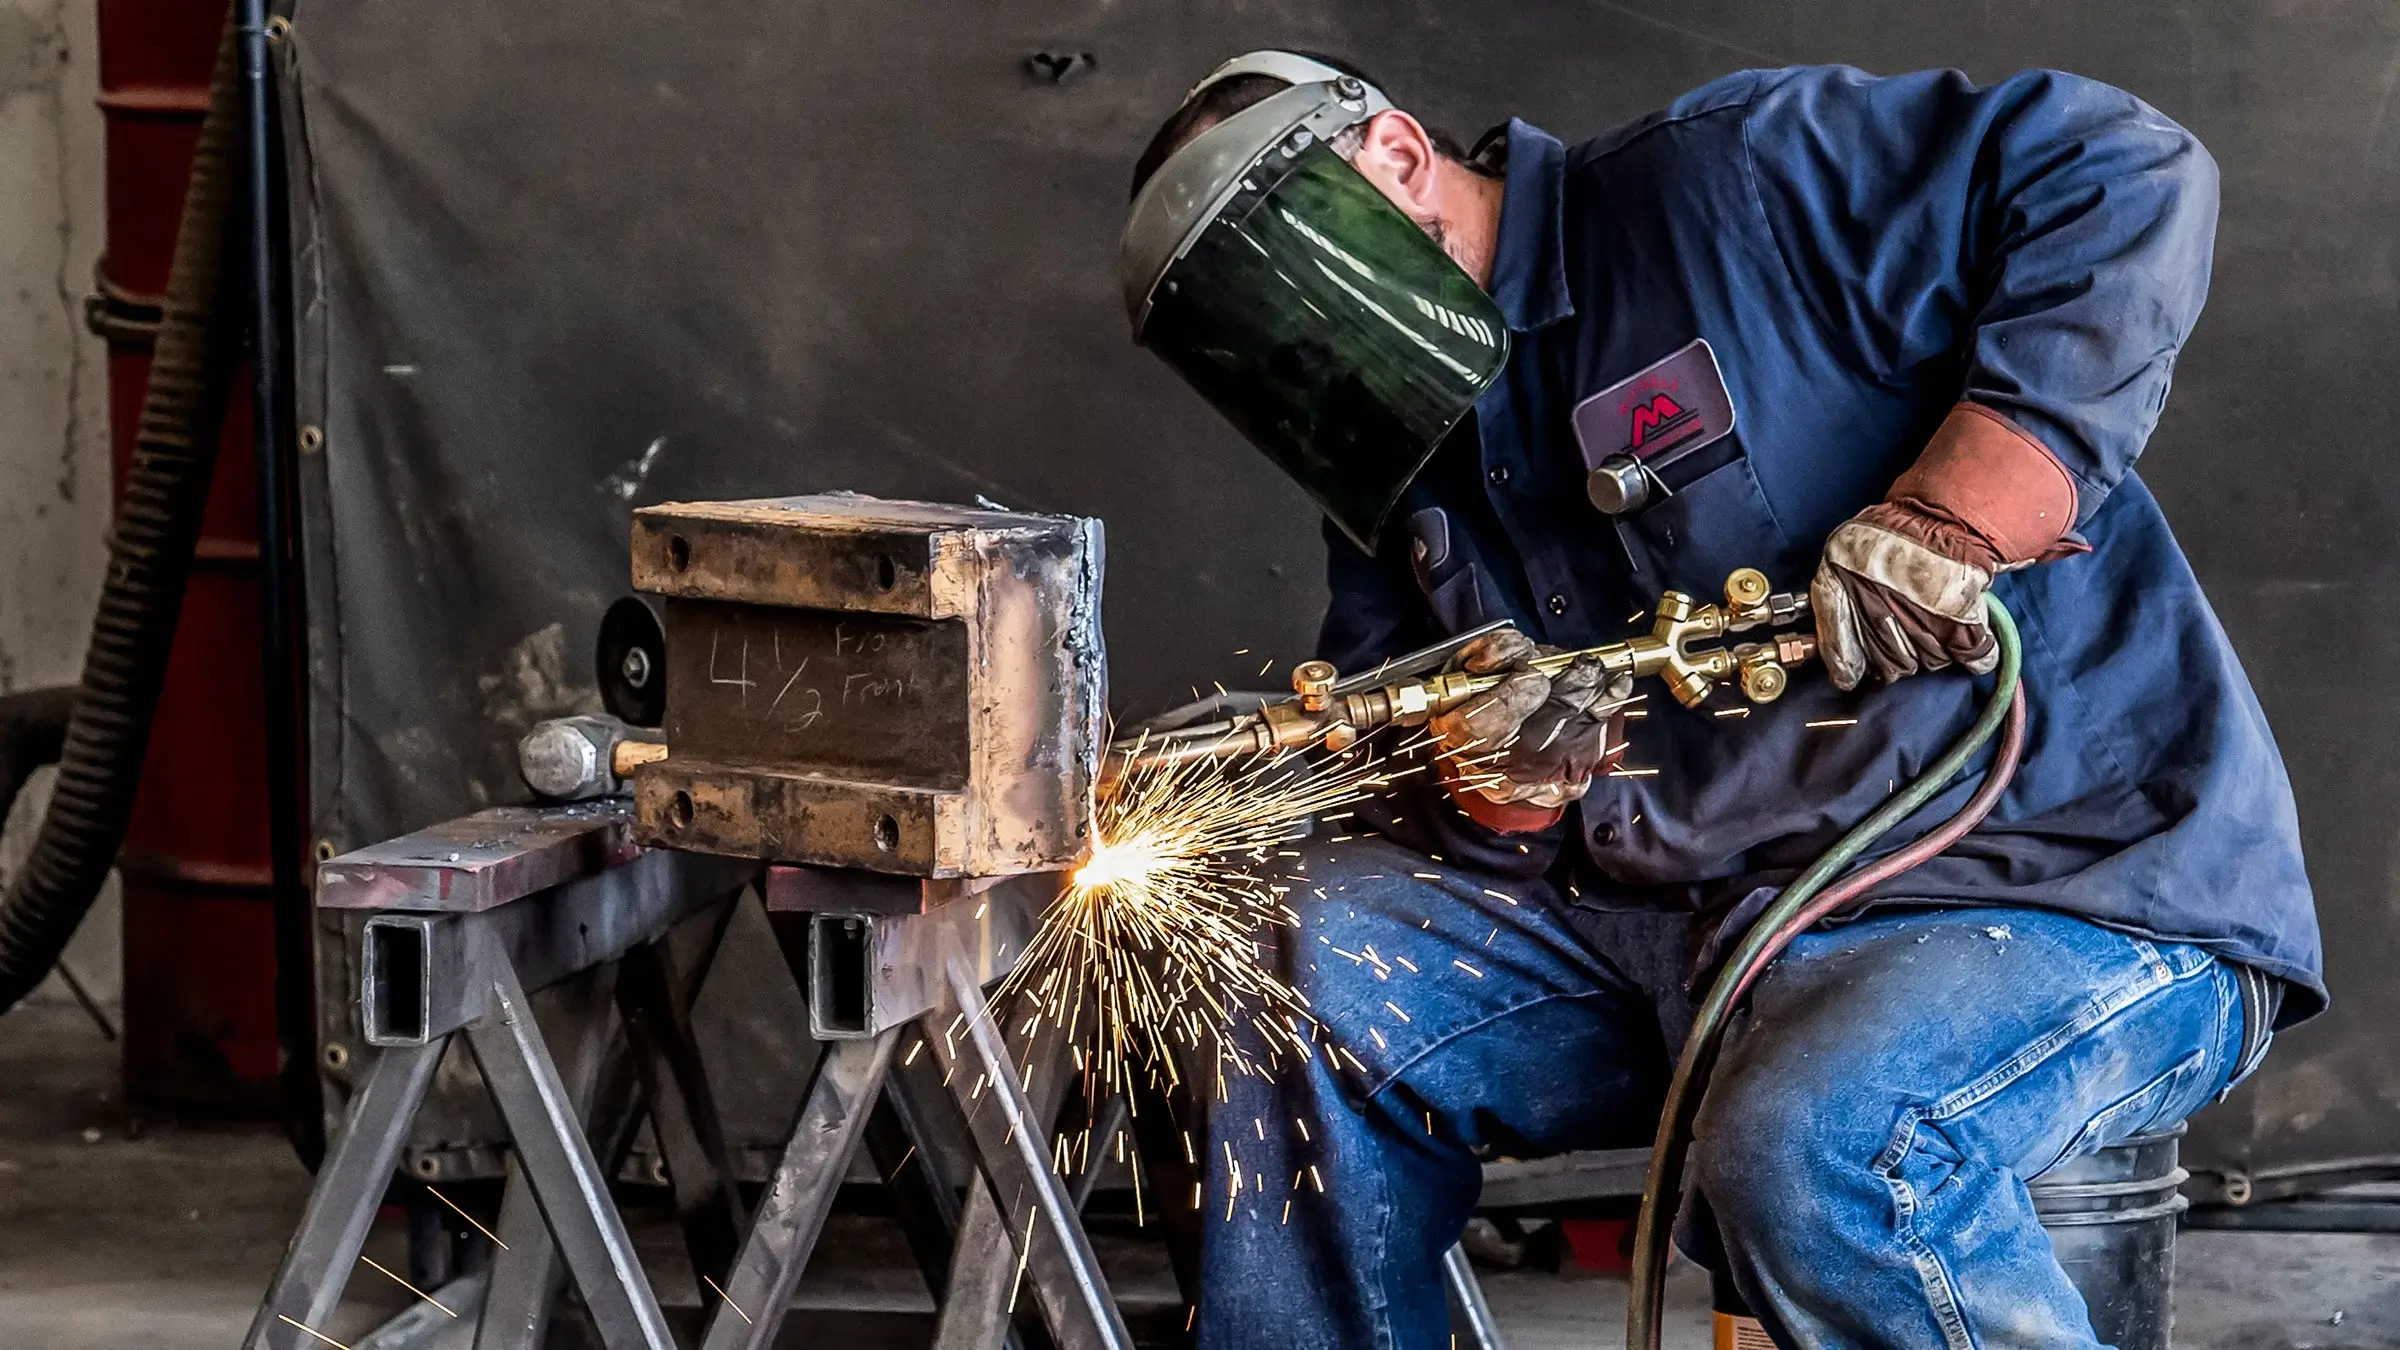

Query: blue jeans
[1195,837,2248,1350]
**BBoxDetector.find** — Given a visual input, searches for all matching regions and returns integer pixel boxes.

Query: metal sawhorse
[247,803,756,1350]
[247,803,1140,1350]
[697,864,1131,1350]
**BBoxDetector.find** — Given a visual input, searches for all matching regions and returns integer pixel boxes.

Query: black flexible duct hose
[0,11,244,1013]
[0,688,75,823]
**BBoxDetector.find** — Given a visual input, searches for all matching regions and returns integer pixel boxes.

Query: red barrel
[95,0,282,1115]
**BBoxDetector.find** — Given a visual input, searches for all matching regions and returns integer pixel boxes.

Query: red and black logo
[1623,392,1703,457]
[1571,338,1739,480]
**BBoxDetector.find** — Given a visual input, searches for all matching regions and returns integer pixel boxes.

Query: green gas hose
[1625,595,2027,1348]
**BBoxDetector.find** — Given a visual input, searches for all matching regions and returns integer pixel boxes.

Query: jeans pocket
[2035,1047,2207,1181]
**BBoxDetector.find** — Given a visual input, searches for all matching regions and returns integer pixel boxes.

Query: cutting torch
[1107,568,1817,778]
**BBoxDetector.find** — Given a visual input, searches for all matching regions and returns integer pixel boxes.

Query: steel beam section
[466,960,676,1350]
[244,1038,448,1350]
[1442,1243,1508,1350]
[472,964,619,1350]
[928,949,1132,1350]
[698,1030,902,1350]
[806,871,1047,1039]
[362,849,754,1046]
[318,802,640,912]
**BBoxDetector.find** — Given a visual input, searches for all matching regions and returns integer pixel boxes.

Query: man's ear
[1348,109,1444,217]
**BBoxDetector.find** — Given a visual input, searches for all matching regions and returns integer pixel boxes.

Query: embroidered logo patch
[1571,338,1737,471]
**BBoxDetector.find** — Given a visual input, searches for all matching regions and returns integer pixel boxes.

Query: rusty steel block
[629,494,1104,876]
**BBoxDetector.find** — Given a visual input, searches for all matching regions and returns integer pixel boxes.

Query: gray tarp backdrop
[279,1,2399,1189]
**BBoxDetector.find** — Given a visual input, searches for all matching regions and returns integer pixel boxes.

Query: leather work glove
[1427,628,1635,832]
[1813,403,2088,690]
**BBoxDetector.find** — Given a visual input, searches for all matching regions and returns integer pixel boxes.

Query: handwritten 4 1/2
[706,621,919,730]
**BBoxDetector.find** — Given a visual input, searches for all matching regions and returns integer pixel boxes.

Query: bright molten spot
[1073,833,1168,891]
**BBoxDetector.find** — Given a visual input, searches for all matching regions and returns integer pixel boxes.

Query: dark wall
[282,0,2400,1180]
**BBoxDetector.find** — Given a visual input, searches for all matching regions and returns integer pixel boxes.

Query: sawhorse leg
[616,924,748,1288]
[699,1029,901,1350]
[702,938,1130,1350]
[925,952,1133,1350]
[864,1038,970,1295]
[474,895,743,1349]
[251,956,680,1350]
[472,964,617,1350]
[244,1037,446,1349]
[465,959,678,1350]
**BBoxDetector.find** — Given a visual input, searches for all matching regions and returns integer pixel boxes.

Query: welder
[1117,51,2324,1349]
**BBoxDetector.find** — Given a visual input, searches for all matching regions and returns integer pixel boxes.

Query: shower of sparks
[998,729,1423,1105]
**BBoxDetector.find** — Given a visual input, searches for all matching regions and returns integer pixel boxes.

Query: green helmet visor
[1139,144,1510,551]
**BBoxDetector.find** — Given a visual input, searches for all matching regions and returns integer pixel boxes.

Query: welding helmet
[1118,54,1511,552]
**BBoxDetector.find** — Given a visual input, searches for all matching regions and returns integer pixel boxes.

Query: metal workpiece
[1107,568,1819,777]
[927,952,1135,1350]
[244,1038,447,1350]
[628,494,1104,877]
[359,848,754,1046]
[466,961,677,1350]
[805,871,1051,1040]
[318,801,642,912]
[699,1031,903,1350]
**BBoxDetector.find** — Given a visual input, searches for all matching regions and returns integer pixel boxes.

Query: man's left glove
[1813,403,2088,690]
[1427,628,1634,831]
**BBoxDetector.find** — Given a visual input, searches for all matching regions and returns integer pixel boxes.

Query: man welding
[1117,52,2324,1349]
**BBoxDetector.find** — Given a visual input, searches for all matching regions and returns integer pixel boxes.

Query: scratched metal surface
[315,801,638,912]
[278,1,2400,1180]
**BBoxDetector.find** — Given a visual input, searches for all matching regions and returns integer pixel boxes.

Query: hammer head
[519,714,638,801]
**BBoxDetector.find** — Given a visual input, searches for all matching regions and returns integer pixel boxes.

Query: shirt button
[1593,822,1620,847]
[1547,593,1570,616]
[1487,465,1511,487]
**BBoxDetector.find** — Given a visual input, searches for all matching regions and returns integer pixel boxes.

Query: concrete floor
[0,1003,2392,1349]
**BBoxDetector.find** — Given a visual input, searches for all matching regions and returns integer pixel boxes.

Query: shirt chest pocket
[1615,445,1800,597]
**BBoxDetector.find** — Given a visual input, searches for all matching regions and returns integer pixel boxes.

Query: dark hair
[1129,51,1478,200]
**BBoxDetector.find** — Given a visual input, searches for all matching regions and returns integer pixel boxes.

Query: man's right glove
[1813,402,2088,690]
[1426,628,1634,832]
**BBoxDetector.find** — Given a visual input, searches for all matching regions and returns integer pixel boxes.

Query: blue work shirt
[1319,66,2325,1021]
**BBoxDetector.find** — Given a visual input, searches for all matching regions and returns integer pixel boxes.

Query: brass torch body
[1105,569,1819,785]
